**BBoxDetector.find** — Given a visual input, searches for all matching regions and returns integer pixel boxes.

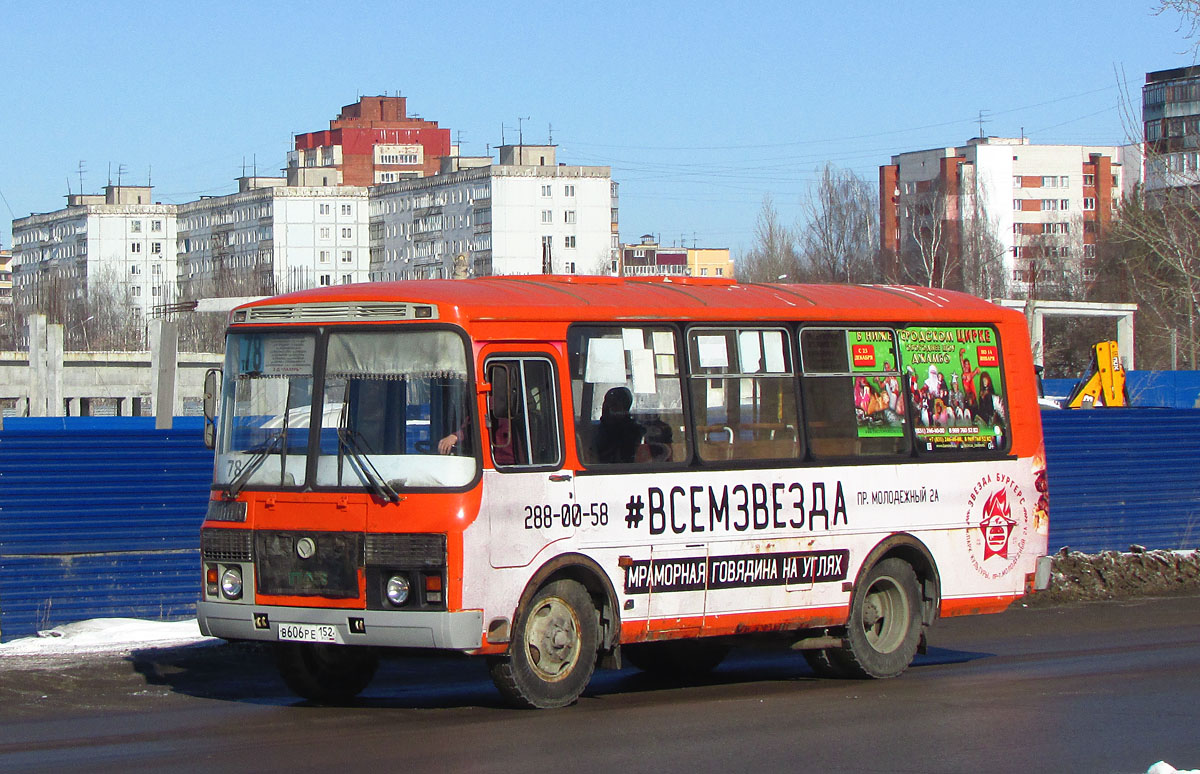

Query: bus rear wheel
[489,579,599,709]
[275,642,379,703]
[829,557,923,679]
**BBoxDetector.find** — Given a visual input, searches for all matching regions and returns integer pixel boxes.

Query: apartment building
[369,145,615,279]
[880,137,1139,295]
[11,186,178,318]
[1144,64,1200,192]
[288,95,452,186]
[0,248,11,306]
[176,177,369,299]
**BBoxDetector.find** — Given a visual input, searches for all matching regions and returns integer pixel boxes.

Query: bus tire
[830,557,923,679]
[624,640,730,678]
[489,579,599,709]
[275,642,379,703]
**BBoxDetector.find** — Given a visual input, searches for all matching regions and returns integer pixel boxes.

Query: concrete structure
[616,235,733,278]
[287,95,452,186]
[369,145,615,279]
[1144,65,1200,192]
[176,178,370,299]
[11,186,179,319]
[880,137,1139,295]
[0,315,220,422]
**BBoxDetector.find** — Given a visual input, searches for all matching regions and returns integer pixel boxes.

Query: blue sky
[1,0,1194,255]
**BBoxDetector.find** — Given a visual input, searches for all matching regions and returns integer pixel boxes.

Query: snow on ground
[0,617,216,661]
[1149,764,1200,774]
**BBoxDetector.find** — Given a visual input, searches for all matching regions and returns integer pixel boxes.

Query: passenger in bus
[595,386,644,463]
[635,418,673,463]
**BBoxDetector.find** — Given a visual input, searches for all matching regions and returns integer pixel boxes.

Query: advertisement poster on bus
[897,326,1007,451]
[848,330,905,439]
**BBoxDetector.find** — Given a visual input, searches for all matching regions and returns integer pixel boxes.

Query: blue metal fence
[0,418,211,641]
[1,410,1199,641]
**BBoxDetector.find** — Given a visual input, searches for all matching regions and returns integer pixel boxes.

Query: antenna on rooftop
[977,110,991,139]
[76,161,86,195]
[548,123,553,145]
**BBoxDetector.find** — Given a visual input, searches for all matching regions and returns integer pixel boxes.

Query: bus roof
[233,276,1020,326]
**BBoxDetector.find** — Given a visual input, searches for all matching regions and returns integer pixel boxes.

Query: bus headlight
[385,574,411,606]
[220,566,243,600]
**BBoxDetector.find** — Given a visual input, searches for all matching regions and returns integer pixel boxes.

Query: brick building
[287,96,452,186]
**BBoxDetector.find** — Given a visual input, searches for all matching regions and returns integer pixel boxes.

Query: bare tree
[738,195,802,283]
[897,179,960,288]
[797,164,882,284]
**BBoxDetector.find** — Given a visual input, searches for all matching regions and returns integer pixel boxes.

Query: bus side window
[799,327,908,459]
[486,358,563,470]
[686,327,800,462]
[568,325,688,467]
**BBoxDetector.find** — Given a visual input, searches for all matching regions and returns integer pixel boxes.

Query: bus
[197,275,1049,708]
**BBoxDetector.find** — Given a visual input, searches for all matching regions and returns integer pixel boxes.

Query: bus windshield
[215,329,476,493]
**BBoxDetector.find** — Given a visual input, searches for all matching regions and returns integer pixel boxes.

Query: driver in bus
[595,386,644,463]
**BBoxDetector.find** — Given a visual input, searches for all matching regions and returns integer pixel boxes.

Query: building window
[1041,176,1057,188]
[1083,174,1095,187]
[564,235,576,249]
[564,184,575,197]
[541,185,552,197]
[152,264,162,275]
[320,274,331,286]
[131,242,142,253]
[151,242,162,254]
[541,210,553,224]
[320,227,331,239]
[1060,199,1069,209]
[131,221,142,233]
[1041,199,1057,211]
[341,250,353,263]
[564,210,576,224]
[341,227,352,238]
[320,250,330,263]
[1084,198,1096,211]
[1059,176,1070,187]
[1013,176,1022,188]
[130,265,141,275]
[1013,199,1022,210]
[341,204,351,215]
[151,220,162,232]
[319,203,331,215]
[1084,244,1097,258]
[341,274,352,284]
[152,286,161,297]
[131,286,141,297]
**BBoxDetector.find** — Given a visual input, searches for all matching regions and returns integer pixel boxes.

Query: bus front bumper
[197,601,484,651]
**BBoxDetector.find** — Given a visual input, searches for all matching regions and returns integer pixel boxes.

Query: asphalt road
[2,595,1199,774]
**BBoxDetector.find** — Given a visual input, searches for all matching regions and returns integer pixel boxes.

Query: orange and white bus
[197,276,1049,708]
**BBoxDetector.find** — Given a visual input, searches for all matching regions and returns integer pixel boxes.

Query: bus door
[482,350,575,569]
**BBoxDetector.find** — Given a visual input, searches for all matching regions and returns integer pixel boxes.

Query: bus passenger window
[486,358,562,469]
[568,326,687,467]
[686,327,800,462]
[898,325,1009,453]
[799,327,908,458]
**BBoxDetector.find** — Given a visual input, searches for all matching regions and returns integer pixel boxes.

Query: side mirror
[203,368,221,450]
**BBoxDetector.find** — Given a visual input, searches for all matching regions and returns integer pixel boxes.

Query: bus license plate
[277,623,341,643]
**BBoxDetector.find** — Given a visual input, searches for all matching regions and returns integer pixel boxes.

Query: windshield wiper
[225,432,283,499]
[338,428,402,504]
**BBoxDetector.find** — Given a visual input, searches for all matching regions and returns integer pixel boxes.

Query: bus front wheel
[830,557,923,679]
[489,579,599,709]
[275,642,379,703]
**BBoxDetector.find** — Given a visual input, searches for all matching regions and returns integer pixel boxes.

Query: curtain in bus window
[687,327,800,462]
[326,330,468,379]
[799,327,908,458]
[897,325,1008,453]
[568,326,687,466]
